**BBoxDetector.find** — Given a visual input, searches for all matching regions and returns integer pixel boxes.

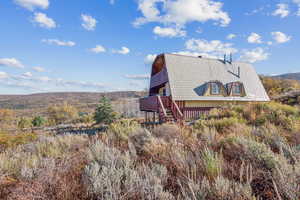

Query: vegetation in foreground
[1,102,300,200]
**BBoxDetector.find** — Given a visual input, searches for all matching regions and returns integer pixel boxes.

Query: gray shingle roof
[164,54,270,101]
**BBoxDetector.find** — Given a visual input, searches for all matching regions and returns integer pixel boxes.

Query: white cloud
[0,72,9,79]
[42,39,76,47]
[185,39,237,57]
[32,66,45,72]
[0,58,24,68]
[271,31,291,43]
[1,73,109,93]
[272,4,289,18]
[125,74,150,80]
[293,0,300,16]
[22,72,33,77]
[227,33,236,40]
[90,45,106,53]
[134,0,231,27]
[55,79,106,89]
[81,14,97,31]
[14,0,49,11]
[245,6,266,16]
[37,76,51,82]
[247,32,262,44]
[113,47,130,55]
[294,0,300,3]
[145,54,157,63]
[174,51,218,59]
[33,12,56,29]
[153,26,186,37]
[0,81,42,92]
[240,48,269,63]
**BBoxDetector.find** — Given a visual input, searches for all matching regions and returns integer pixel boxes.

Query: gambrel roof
[159,53,270,101]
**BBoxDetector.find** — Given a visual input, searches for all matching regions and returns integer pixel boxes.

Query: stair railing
[170,98,184,121]
[157,96,167,122]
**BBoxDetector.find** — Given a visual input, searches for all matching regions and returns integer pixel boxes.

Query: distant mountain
[0,91,146,110]
[272,72,300,81]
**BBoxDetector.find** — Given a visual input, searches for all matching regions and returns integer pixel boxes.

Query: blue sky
[0,0,300,94]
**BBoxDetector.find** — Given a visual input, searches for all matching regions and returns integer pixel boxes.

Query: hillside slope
[273,72,300,81]
[0,91,145,110]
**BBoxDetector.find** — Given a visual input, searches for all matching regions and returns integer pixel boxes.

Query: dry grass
[1,102,300,200]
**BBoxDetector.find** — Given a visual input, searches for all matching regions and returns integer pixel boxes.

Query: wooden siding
[140,96,171,112]
[140,96,159,112]
[140,98,250,121]
[183,107,212,120]
[185,100,249,108]
[150,67,168,89]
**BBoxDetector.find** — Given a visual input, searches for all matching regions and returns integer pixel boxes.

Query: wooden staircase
[157,96,183,123]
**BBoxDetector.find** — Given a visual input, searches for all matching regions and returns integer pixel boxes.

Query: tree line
[0,97,118,130]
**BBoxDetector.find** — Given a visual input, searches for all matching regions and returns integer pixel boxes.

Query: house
[140,53,270,123]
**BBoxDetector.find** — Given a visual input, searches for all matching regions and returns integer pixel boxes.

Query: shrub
[220,137,280,171]
[129,128,153,155]
[84,141,174,200]
[108,119,140,143]
[179,176,254,200]
[0,132,38,151]
[0,134,88,179]
[17,117,32,130]
[271,159,300,199]
[47,102,79,125]
[194,117,241,133]
[78,113,94,124]
[201,147,222,181]
[207,107,240,120]
[151,124,181,142]
[0,109,15,129]
[32,116,46,127]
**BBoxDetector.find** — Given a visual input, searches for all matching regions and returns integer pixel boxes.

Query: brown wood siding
[183,107,212,120]
[175,101,185,112]
[140,96,159,112]
[150,67,168,89]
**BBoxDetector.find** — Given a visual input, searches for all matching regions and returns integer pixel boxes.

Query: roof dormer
[226,81,246,97]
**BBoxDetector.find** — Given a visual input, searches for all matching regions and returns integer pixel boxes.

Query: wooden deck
[140,96,212,121]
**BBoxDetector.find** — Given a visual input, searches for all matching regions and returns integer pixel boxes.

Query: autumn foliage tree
[0,109,15,129]
[260,76,300,97]
[47,102,78,125]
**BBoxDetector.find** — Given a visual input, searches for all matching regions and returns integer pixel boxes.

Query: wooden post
[145,112,147,123]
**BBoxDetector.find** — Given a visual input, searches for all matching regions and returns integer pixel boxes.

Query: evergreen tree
[94,97,116,125]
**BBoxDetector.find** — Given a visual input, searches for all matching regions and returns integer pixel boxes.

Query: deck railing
[183,107,212,120]
[170,98,184,120]
[140,96,184,122]
[140,96,215,121]
[139,96,159,112]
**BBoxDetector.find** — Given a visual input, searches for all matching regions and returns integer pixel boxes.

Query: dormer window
[202,81,228,96]
[227,82,245,96]
[211,82,220,95]
[233,84,241,95]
